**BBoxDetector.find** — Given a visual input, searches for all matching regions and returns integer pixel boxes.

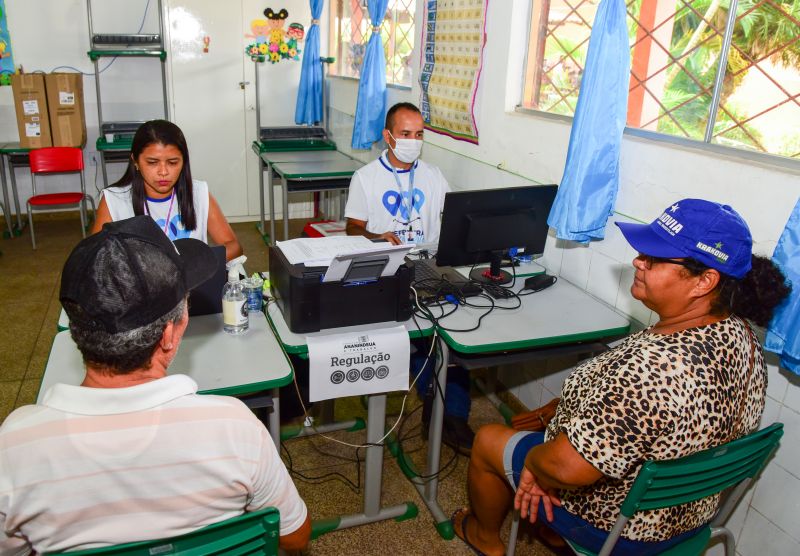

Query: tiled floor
[0,212,553,555]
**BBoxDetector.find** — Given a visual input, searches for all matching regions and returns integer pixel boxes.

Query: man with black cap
[0,216,310,554]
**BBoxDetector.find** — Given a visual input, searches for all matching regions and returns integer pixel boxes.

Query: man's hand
[379,232,402,245]
[514,467,562,523]
[346,218,401,244]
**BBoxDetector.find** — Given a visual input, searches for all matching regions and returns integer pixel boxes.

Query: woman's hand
[514,467,562,523]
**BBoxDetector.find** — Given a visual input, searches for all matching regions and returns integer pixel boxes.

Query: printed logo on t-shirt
[154,214,192,240]
[382,188,426,220]
[382,187,427,243]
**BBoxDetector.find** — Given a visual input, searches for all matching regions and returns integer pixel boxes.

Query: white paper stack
[276,236,376,267]
[276,236,413,282]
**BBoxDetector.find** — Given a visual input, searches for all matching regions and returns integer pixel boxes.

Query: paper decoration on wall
[0,1,15,86]
[244,7,304,64]
[419,0,488,144]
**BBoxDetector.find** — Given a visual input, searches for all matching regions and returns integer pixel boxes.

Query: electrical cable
[49,0,153,75]
[266,299,438,450]
[281,441,362,493]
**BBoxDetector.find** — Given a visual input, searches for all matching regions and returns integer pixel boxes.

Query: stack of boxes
[10,73,86,148]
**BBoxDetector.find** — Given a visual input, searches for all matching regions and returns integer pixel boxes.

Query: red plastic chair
[27,147,96,249]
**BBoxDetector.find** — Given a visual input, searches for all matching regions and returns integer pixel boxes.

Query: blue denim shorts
[503,431,703,556]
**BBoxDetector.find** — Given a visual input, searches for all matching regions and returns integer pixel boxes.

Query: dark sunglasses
[637,253,695,270]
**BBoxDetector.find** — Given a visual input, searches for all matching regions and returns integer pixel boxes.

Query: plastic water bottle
[223,262,249,335]
[244,275,264,313]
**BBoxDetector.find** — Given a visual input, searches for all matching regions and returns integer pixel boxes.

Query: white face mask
[388,132,423,163]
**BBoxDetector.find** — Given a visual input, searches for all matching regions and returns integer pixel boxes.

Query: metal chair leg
[27,204,35,250]
[710,526,736,556]
[85,194,97,227]
[79,202,87,238]
[506,510,520,556]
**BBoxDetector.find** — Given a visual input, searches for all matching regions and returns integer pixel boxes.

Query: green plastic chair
[508,423,784,556]
[47,507,280,555]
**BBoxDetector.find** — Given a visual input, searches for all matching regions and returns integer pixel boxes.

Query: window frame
[517,0,800,169]
[327,0,416,88]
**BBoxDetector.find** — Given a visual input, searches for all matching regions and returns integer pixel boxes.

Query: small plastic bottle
[223,259,249,335]
[244,274,264,313]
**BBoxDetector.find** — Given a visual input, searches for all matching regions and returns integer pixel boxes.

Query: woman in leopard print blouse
[453,199,790,556]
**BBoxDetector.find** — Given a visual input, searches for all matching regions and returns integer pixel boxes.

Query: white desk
[266,301,433,535]
[38,312,292,446]
[57,308,68,331]
[259,151,363,244]
[267,300,432,357]
[411,279,631,538]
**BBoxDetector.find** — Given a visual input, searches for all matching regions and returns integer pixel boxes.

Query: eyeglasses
[637,253,694,270]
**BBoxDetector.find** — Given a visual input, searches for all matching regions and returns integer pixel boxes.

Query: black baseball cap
[60,215,218,333]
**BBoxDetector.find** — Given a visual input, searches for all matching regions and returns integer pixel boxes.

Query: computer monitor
[435,184,558,285]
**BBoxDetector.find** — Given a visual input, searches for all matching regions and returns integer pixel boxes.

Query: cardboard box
[11,73,52,148]
[45,73,87,148]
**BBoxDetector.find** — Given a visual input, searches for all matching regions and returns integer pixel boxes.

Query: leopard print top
[544,315,765,542]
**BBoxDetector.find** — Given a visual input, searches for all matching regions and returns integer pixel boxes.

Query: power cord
[266,299,438,450]
[281,441,362,493]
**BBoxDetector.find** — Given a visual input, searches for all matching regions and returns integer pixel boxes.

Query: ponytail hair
[710,255,791,327]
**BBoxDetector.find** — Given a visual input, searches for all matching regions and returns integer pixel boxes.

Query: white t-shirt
[344,151,450,244]
[0,375,307,554]
[102,180,210,243]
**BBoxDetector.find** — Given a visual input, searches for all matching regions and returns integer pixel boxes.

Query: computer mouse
[523,273,557,292]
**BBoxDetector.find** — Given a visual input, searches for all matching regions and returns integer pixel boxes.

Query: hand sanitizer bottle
[223,256,249,335]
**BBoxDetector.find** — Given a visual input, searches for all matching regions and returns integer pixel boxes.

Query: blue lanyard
[390,163,415,224]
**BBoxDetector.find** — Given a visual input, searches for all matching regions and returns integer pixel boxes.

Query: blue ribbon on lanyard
[391,164,416,244]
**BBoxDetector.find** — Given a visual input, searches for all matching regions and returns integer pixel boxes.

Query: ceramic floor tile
[14,378,40,409]
[24,297,62,380]
[0,271,60,302]
[0,381,22,423]
[0,301,48,382]
[298,447,553,555]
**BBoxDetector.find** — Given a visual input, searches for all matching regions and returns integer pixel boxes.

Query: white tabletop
[436,279,631,354]
[261,150,352,164]
[38,312,293,402]
[266,301,434,354]
[272,159,364,179]
[57,308,69,331]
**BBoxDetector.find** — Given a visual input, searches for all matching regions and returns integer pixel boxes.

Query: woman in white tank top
[91,120,242,261]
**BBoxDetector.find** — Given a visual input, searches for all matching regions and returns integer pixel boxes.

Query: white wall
[326,0,800,553]
[0,0,165,201]
[0,0,313,220]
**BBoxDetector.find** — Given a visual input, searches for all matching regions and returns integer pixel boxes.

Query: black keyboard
[93,34,161,45]
[412,259,442,282]
[259,126,329,141]
[409,259,483,299]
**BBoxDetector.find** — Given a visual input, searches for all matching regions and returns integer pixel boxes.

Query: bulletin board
[0,0,14,85]
[419,0,488,144]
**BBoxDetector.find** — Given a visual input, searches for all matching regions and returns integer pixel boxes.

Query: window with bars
[329,0,416,86]
[522,0,800,159]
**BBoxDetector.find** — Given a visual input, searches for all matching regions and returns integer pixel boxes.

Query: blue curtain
[766,197,800,375]
[351,0,390,149]
[547,0,630,243]
[294,0,325,125]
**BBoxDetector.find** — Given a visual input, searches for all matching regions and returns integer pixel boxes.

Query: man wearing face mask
[345,102,450,246]
[345,103,476,455]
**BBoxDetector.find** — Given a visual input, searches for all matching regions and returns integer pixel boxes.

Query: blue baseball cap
[615,199,753,278]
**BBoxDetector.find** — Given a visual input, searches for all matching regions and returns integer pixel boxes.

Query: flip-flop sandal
[451,508,488,556]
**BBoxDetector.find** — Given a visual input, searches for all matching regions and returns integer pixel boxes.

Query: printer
[269,245,413,333]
